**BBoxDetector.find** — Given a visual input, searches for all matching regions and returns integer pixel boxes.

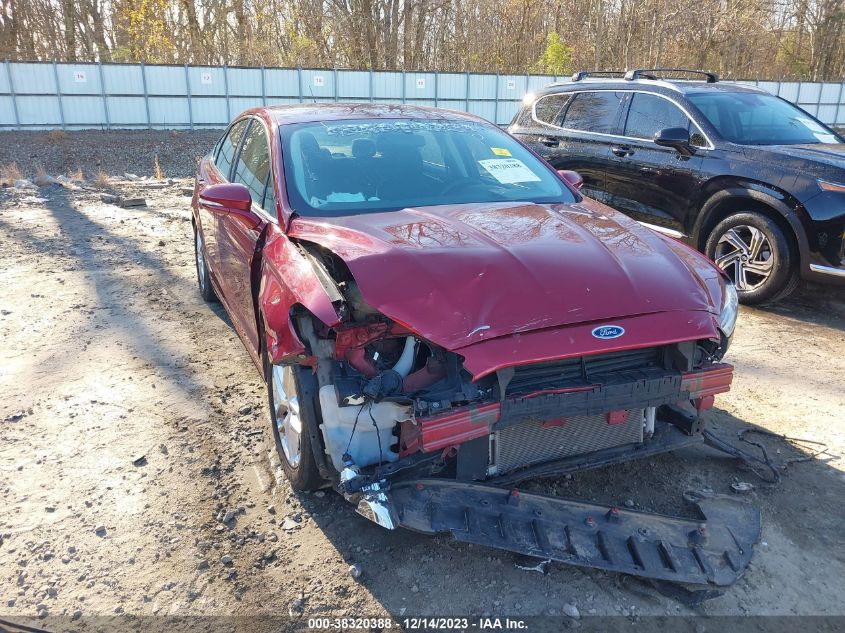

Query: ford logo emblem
[591,325,625,340]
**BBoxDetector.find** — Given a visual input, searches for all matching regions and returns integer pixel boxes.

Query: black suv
[509,68,845,303]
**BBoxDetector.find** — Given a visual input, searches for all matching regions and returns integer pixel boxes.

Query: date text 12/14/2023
[306,617,529,630]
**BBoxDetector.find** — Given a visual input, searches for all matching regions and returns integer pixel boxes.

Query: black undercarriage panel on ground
[391,480,760,587]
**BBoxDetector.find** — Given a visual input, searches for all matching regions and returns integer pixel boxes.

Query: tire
[263,346,323,492]
[705,212,799,305]
[194,224,218,302]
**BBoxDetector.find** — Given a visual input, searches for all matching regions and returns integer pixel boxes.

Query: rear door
[603,92,707,234]
[543,91,627,203]
[217,118,276,354]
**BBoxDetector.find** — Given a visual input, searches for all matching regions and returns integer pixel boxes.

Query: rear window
[562,92,626,134]
[281,119,576,217]
[533,93,574,126]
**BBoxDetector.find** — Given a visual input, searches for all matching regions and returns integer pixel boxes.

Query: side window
[215,119,250,179]
[232,120,274,216]
[561,92,626,134]
[262,174,277,216]
[624,93,691,140]
[533,93,574,126]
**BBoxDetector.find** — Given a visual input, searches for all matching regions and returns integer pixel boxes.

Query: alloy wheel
[714,225,774,291]
[272,364,302,468]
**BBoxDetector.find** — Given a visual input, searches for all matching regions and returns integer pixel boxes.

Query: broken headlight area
[322,320,497,475]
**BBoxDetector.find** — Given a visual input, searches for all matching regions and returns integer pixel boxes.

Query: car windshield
[280,118,575,216]
[687,92,841,145]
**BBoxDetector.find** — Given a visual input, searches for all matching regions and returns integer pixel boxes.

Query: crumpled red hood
[289,199,724,354]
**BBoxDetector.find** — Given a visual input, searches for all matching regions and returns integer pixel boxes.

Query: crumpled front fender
[258,231,343,364]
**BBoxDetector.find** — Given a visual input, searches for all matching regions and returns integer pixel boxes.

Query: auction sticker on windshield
[479,158,541,184]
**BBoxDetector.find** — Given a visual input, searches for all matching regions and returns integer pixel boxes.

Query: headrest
[376,132,426,153]
[298,132,321,155]
[352,138,376,158]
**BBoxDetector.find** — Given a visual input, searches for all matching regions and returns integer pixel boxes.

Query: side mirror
[199,182,252,212]
[557,169,584,190]
[653,127,694,156]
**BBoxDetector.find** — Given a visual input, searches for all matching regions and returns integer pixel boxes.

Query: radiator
[488,408,644,475]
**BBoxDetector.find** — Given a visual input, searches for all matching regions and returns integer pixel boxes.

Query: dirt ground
[0,130,219,181]
[1,167,845,630]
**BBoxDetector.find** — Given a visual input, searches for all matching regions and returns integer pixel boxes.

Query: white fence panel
[102,64,144,95]
[2,61,844,130]
[372,72,402,100]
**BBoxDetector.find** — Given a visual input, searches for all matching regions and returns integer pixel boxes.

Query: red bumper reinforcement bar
[682,363,734,396]
[418,402,501,452]
[415,364,734,452]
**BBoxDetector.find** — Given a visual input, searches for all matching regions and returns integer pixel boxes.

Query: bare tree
[1,0,843,80]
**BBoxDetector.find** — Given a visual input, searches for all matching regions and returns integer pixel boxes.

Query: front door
[197,118,251,286]
[603,93,707,234]
[216,118,276,355]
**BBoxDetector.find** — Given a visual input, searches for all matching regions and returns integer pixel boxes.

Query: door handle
[539,136,560,147]
[611,145,633,157]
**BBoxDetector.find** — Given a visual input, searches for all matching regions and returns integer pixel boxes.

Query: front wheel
[265,358,323,492]
[705,212,799,304]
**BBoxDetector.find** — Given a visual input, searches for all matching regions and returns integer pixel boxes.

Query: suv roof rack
[570,68,719,83]
[570,70,627,82]
[624,68,719,83]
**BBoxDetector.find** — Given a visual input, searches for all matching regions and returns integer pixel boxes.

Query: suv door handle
[539,136,560,147]
[611,145,634,157]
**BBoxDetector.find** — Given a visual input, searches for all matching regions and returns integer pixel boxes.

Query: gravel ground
[1,156,844,631]
[0,130,220,180]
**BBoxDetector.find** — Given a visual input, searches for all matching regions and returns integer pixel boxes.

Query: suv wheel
[705,212,799,304]
[264,349,323,492]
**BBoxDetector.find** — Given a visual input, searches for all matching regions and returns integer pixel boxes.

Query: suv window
[233,120,275,216]
[533,94,574,126]
[624,93,691,140]
[562,91,626,134]
[215,119,250,179]
[688,92,841,145]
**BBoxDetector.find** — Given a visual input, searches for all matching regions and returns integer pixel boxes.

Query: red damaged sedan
[191,104,758,588]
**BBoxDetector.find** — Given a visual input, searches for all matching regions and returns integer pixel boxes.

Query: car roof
[255,103,487,126]
[536,79,769,98]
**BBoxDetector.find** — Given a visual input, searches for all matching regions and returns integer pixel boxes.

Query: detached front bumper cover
[388,480,761,587]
